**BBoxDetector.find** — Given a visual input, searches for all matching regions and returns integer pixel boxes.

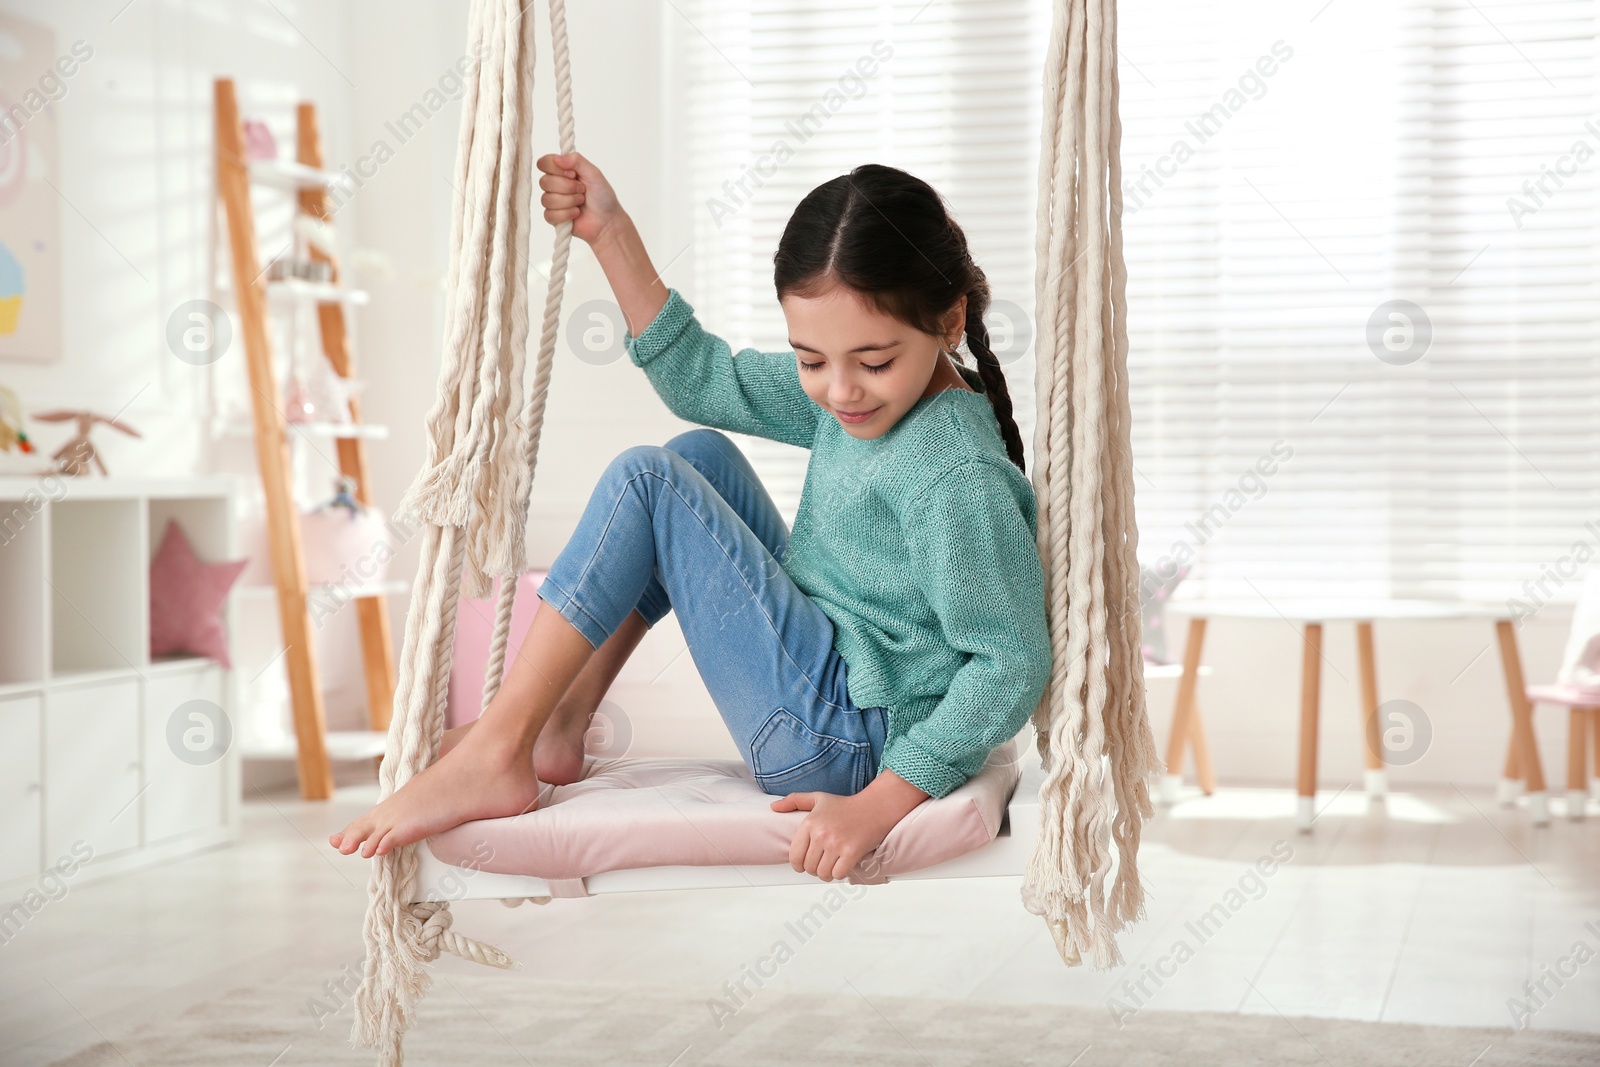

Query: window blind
[674,0,1050,526]
[675,0,1600,606]
[1119,0,1600,604]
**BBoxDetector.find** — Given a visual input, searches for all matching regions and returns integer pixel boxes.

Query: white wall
[0,0,353,471]
[2,0,1580,795]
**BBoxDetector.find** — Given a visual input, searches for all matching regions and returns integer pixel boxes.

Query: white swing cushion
[424,737,1023,887]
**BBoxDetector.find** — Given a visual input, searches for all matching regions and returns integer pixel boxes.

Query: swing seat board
[412,740,1043,901]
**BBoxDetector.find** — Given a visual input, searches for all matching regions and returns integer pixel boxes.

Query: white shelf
[219,420,389,440]
[45,658,219,689]
[51,498,145,675]
[244,729,387,762]
[1142,662,1216,680]
[146,654,220,674]
[49,665,147,688]
[0,475,239,500]
[0,478,242,895]
[237,579,409,600]
[266,278,369,306]
[249,159,340,190]
[287,421,388,440]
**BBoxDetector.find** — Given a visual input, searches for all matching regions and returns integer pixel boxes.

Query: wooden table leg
[1567,708,1590,821]
[1190,696,1217,796]
[1499,721,1524,806]
[1494,619,1549,825]
[1592,708,1600,805]
[1297,622,1324,832]
[1162,616,1208,803]
[1355,620,1387,799]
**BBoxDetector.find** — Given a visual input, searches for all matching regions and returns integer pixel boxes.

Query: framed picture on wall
[0,12,66,364]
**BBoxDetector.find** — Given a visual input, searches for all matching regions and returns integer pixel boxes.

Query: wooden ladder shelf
[213,78,397,800]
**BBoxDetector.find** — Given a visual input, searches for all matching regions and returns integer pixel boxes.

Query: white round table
[1159,597,1549,830]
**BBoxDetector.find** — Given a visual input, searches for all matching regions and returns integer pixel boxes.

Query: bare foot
[532,700,594,786]
[442,704,588,783]
[328,727,544,857]
[439,721,476,758]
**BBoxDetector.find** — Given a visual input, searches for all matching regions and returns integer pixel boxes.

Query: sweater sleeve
[622,288,821,450]
[881,460,1053,798]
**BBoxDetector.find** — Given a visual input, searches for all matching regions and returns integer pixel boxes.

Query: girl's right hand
[536,150,623,246]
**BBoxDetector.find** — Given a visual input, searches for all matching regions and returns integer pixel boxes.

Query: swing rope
[1021,0,1160,970]
[349,0,1155,1058]
[350,0,567,1060]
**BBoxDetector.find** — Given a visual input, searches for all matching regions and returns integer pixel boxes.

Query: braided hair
[772,163,1027,474]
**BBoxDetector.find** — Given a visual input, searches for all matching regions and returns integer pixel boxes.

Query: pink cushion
[426,738,1022,886]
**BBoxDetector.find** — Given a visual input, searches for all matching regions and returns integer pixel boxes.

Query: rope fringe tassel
[1021,0,1160,971]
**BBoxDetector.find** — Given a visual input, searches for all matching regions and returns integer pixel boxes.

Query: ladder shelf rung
[243,729,388,762]
[266,278,369,305]
[219,420,390,440]
[237,579,410,600]
[249,158,341,190]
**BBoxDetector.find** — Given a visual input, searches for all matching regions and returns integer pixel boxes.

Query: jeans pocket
[750,707,869,796]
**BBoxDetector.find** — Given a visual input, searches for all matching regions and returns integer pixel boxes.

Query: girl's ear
[943,293,967,346]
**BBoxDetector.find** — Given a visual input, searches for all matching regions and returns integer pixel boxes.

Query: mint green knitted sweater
[623,288,1051,798]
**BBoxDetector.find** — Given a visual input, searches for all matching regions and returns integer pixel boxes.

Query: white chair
[1504,570,1600,822]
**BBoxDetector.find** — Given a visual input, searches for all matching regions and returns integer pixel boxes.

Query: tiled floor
[4,778,1597,1064]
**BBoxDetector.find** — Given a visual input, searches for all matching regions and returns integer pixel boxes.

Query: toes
[337,820,370,855]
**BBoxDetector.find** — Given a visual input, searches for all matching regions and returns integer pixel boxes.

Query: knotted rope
[409,902,516,969]
[1021,0,1160,969]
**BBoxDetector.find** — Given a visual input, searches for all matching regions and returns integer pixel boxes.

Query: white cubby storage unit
[0,476,242,897]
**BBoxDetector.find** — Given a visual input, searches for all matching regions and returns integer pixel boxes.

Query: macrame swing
[351,0,1156,1060]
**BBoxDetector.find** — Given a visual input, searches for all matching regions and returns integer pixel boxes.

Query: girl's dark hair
[772,163,1027,474]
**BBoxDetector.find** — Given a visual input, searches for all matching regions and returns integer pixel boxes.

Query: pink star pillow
[149,518,248,668]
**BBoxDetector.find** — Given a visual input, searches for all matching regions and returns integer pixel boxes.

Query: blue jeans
[536,428,889,797]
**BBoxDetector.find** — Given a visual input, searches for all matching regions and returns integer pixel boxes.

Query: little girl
[331,155,1052,883]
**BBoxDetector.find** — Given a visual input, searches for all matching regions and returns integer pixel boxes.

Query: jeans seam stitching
[634,466,847,715]
[680,434,791,568]
[768,705,868,751]
[752,710,860,782]
[537,575,606,644]
[563,482,635,613]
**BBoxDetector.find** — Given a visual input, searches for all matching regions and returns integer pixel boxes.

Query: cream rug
[48,966,1598,1066]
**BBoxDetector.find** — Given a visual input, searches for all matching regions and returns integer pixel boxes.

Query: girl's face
[780,284,970,440]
